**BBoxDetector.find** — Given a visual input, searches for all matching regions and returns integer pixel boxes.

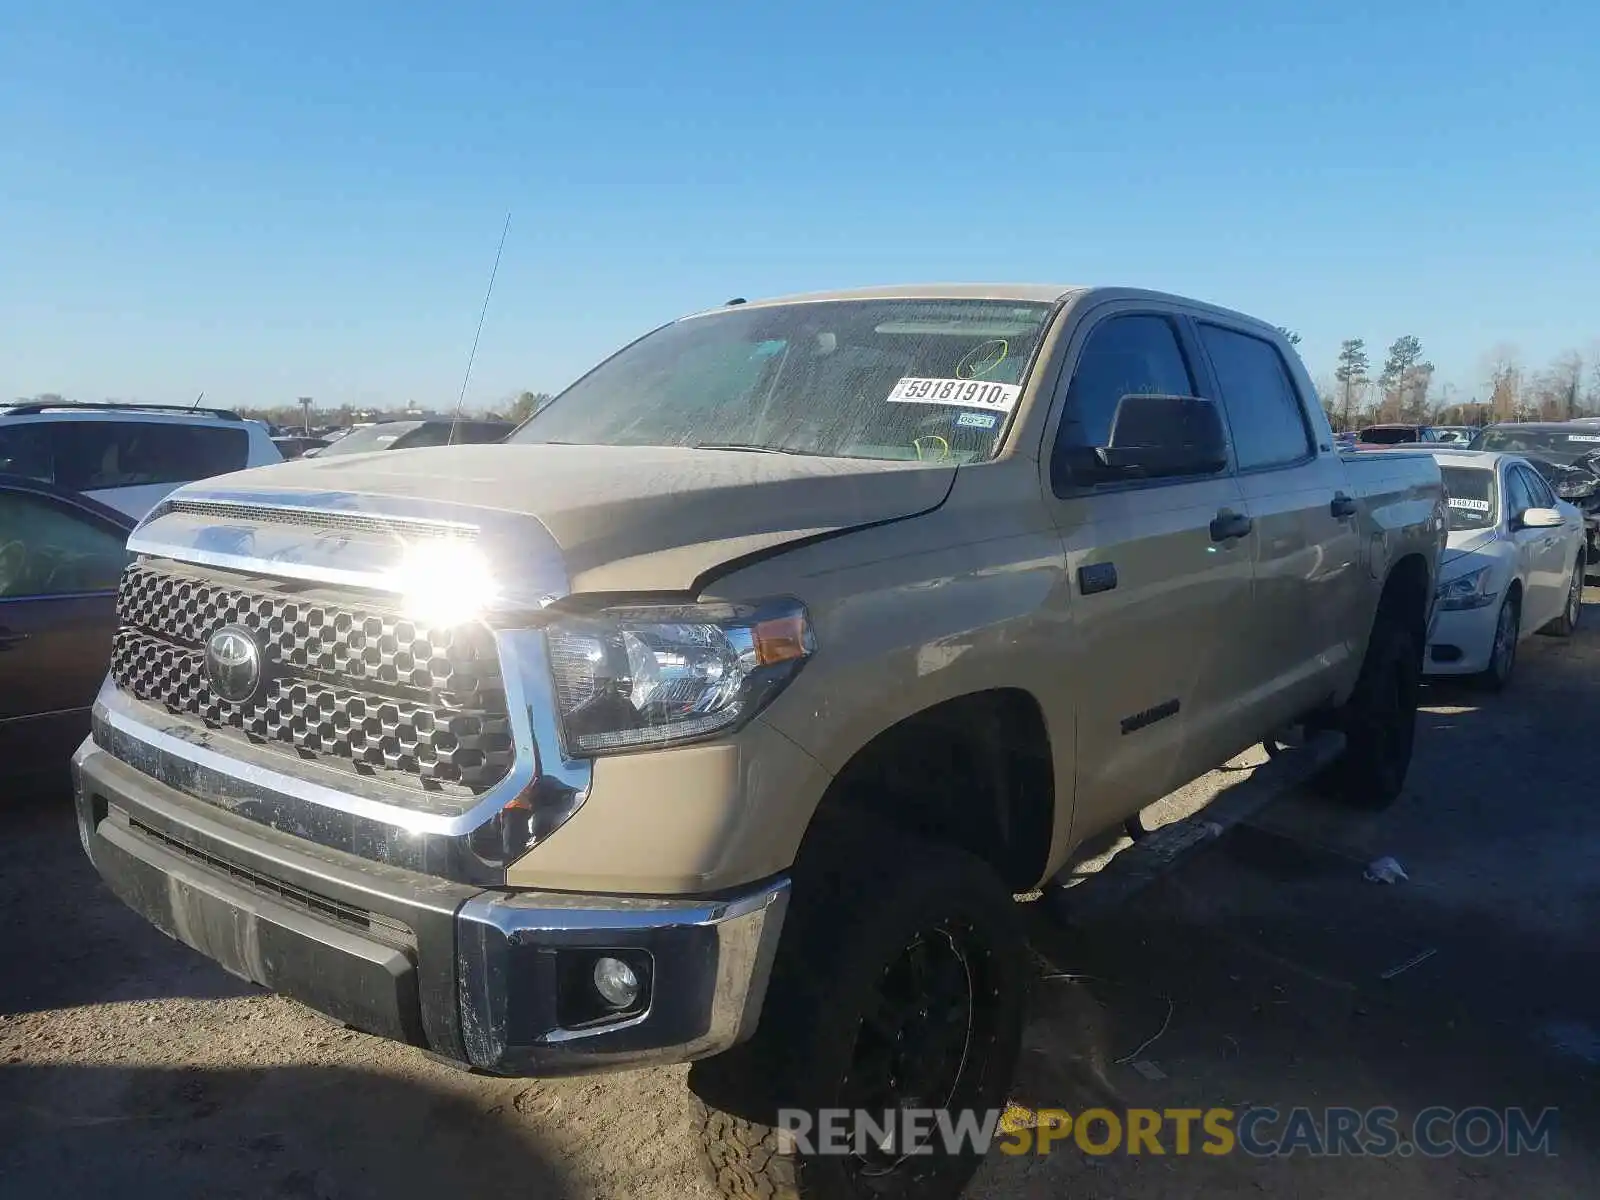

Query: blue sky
[2,0,1596,411]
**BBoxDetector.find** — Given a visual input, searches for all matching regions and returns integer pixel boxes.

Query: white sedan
[1426,449,1587,689]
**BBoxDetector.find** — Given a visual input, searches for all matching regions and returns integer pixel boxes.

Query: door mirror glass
[1514,506,1565,530]
[1074,393,1228,482]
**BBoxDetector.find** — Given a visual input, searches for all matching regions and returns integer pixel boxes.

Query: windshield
[1476,427,1600,466]
[315,422,422,456]
[511,299,1056,462]
[1441,466,1498,532]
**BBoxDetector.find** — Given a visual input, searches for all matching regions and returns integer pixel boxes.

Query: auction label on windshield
[887,377,1022,411]
[1448,497,1491,512]
[1566,434,1600,442]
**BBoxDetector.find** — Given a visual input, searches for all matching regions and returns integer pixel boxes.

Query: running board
[1047,730,1345,924]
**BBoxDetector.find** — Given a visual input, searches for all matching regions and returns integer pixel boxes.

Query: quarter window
[1198,325,1313,471]
[0,425,53,482]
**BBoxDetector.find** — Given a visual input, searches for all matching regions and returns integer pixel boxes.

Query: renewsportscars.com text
[776,1106,1558,1158]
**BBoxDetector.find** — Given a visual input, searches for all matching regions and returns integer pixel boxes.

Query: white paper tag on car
[1566,434,1600,443]
[1448,497,1491,512]
[886,377,1022,412]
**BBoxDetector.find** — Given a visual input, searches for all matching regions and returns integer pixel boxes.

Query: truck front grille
[109,559,515,795]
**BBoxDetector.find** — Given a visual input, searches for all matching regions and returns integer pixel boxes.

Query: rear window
[1359,426,1419,445]
[1440,466,1497,532]
[52,421,249,491]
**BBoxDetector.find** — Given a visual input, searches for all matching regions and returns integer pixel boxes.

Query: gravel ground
[4,591,1599,1199]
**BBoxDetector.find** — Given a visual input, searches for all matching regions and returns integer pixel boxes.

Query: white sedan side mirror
[1515,506,1565,529]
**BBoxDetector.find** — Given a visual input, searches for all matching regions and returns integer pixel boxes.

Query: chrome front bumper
[75,739,790,1075]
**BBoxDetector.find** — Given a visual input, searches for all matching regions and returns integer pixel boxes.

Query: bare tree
[1551,351,1584,420]
[1481,343,1522,422]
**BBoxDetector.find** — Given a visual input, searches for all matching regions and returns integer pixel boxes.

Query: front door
[0,487,130,786]
[1509,463,1572,629]
[1041,307,1256,843]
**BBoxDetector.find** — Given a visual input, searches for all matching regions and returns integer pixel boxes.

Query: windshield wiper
[690,442,814,456]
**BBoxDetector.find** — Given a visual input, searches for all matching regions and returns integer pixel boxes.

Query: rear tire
[1540,558,1585,638]
[691,825,1027,1200]
[1315,610,1421,810]
[1478,594,1520,691]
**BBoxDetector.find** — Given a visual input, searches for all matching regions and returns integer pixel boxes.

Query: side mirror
[1515,506,1565,530]
[1056,394,1228,486]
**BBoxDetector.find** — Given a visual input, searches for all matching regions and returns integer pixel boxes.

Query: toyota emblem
[204,624,265,704]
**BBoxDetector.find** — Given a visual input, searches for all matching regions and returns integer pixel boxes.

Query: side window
[54,422,249,491]
[0,491,130,599]
[1056,314,1196,455]
[1519,466,1556,510]
[1197,324,1314,471]
[0,425,53,482]
[1504,468,1536,517]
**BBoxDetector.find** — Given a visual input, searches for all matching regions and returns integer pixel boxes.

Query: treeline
[1311,338,1598,432]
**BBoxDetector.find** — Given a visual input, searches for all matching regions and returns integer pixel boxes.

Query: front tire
[1479,594,1520,690]
[1316,610,1421,810]
[1540,558,1585,638]
[692,827,1027,1200]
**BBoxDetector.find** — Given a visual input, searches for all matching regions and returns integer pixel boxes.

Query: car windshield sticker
[956,411,999,430]
[1566,434,1600,443]
[887,377,1021,411]
[956,339,1009,379]
[1448,497,1491,512]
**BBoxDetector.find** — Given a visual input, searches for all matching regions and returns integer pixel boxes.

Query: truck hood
[132,443,956,603]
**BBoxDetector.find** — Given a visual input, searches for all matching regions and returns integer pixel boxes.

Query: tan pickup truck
[75,285,1444,1200]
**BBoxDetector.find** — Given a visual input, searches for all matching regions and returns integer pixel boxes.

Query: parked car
[271,434,331,459]
[1430,425,1476,446]
[1357,423,1440,447]
[0,475,134,790]
[1425,449,1586,689]
[74,285,1444,1200]
[1473,422,1600,576]
[303,417,515,457]
[1471,421,1600,467]
[0,402,281,519]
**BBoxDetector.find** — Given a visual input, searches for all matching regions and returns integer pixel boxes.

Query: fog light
[592,956,640,1009]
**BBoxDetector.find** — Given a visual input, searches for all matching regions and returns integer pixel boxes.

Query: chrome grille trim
[157,499,478,542]
[110,559,511,794]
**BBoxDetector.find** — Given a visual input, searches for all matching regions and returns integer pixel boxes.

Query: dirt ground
[4,591,1599,1199]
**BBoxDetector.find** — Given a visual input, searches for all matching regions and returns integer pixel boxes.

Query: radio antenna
[189,391,205,411]
[450,211,512,445]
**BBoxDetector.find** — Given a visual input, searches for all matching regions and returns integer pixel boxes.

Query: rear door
[1192,321,1364,724]
[0,487,131,783]
[1040,305,1256,840]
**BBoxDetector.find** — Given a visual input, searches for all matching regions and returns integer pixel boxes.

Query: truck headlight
[545,600,814,753]
[1435,565,1497,611]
